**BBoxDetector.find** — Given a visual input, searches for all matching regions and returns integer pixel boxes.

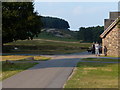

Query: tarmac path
[2,52,119,88]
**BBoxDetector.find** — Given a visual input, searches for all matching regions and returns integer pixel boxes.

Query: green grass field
[34,31,79,42]
[64,58,118,88]
[3,39,91,55]
[1,62,38,81]
[34,29,78,42]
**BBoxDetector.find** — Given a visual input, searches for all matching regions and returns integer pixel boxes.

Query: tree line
[41,16,70,29]
[77,26,104,43]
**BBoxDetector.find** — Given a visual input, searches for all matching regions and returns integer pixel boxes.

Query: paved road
[2,52,119,88]
[2,52,94,88]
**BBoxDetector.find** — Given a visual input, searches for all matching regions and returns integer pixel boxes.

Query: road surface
[3,52,112,88]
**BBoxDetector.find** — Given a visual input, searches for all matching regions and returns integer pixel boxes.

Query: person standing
[99,44,102,54]
[95,42,100,56]
[92,42,95,54]
[104,46,107,56]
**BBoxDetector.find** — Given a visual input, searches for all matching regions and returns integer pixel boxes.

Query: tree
[41,16,70,29]
[2,2,42,43]
[77,26,104,43]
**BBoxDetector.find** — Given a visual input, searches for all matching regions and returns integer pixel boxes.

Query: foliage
[77,26,104,43]
[2,2,42,43]
[41,16,70,29]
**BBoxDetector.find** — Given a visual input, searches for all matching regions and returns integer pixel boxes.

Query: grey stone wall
[104,19,114,30]
[102,25,119,57]
[104,12,120,30]
[110,12,120,20]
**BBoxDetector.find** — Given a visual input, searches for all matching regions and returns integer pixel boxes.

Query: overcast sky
[34,2,118,31]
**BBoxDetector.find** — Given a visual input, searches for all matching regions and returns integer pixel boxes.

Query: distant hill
[41,16,70,29]
[34,16,78,42]
[35,16,104,43]
[34,28,78,42]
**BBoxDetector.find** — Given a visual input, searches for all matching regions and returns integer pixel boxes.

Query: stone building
[100,12,120,57]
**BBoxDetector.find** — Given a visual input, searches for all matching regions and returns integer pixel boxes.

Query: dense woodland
[41,16,70,29]
[77,26,104,43]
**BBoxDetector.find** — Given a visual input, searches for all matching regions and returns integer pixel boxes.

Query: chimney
[104,12,120,30]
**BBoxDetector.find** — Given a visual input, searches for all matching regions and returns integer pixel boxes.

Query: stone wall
[104,19,114,30]
[118,21,120,57]
[102,25,119,57]
[104,12,120,30]
[110,12,120,20]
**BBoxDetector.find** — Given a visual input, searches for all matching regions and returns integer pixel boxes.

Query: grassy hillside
[34,29,78,42]
[3,39,91,55]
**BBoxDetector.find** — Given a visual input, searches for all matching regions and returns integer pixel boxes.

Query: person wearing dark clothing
[92,43,95,54]
[99,44,102,54]
[104,46,107,56]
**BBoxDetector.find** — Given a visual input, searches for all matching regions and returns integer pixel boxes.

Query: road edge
[62,64,77,88]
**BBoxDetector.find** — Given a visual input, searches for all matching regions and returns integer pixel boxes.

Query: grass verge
[1,62,38,81]
[64,58,118,88]
[100,55,120,58]
[1,55,51,61]
[82,58,119,62]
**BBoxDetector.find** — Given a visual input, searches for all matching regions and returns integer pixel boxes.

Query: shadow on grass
[12,58,119,70]
[1,61,38,80]
[1,54,119,72]
[2,57,119,71]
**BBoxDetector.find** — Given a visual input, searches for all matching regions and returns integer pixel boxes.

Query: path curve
[2,52,119,88]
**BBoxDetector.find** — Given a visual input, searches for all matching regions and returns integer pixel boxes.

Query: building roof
[100,17,120,38]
